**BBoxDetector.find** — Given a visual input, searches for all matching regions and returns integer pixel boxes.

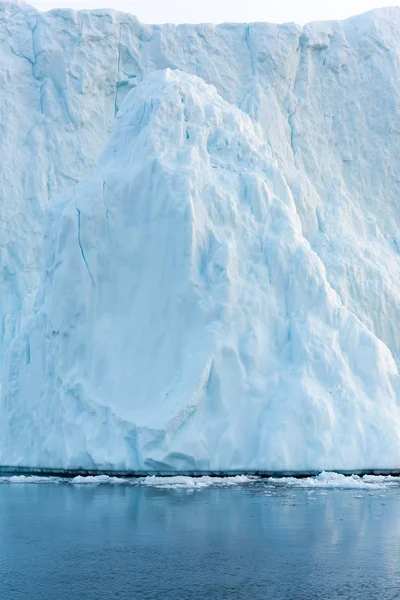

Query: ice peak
[100,69,265,172]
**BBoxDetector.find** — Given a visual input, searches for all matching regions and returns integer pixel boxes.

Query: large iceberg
[1,3,400,471]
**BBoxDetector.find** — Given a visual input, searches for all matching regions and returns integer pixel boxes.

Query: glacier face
[2,3,400,470]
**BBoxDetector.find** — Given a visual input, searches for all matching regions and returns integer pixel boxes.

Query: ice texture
[2,3,400,471]
[268,471,399,490]
[1,473,399,491]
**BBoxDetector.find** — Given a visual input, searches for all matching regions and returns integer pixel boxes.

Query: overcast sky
[28,0,400,25]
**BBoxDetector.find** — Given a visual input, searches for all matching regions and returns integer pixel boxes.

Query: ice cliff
[1,2,400,471]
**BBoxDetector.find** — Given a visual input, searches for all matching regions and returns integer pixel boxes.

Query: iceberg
[1,3,400,471]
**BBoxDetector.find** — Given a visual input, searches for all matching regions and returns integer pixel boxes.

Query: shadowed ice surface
[1,475,400,599]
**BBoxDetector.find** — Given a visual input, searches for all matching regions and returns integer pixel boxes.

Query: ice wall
[1,2,400,470]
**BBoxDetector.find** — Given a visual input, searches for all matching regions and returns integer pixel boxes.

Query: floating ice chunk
[71,475,130,485]
[268,471,400,490]
[0,476,62,484]
[140,475,257,489]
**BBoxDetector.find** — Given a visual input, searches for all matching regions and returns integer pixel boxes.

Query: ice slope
[2,3,400,469]
[2,69,400,471]
[2,3,400,363]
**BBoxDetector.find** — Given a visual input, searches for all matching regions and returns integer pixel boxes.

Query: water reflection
[1,482,400,599]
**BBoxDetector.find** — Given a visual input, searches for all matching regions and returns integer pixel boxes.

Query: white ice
[2,4,400,472]
[140,475,257,489]
[0,472,399,490]
[268,471,400,490]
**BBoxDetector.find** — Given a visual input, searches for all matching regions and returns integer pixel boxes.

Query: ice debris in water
[0,476,63,484]
[0,474,257,488]
[268,471,400,489]
[0,472,399,490]
[140,475,258,489]
[71,475,130,485]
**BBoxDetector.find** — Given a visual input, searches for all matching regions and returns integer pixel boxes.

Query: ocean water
[1,474,400,599]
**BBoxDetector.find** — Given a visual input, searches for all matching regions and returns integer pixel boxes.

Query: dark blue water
[1,477,400,599]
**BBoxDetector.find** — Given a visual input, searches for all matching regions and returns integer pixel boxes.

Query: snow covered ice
[2,3,400,471]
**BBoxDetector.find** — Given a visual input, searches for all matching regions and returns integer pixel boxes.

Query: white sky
[28,0,400,25]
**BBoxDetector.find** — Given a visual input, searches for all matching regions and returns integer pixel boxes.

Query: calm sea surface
[1,474,400,600]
